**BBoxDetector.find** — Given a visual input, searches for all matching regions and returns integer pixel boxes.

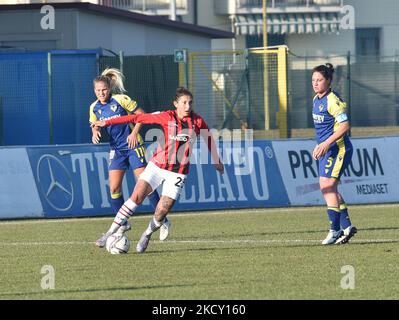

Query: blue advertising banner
[24,141,289,218]
[1,136,398,220]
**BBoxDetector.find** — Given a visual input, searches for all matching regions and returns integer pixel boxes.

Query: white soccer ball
[105,234,130,254]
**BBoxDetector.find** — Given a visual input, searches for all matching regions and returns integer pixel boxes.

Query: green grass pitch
[0,204,398,300]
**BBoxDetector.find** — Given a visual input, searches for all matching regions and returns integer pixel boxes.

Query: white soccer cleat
[116,222,131,235]
[95,231,114,248]
[159,217,171,241]
[335,226,358,245]
[321,229,343,245]
[136,232,152,253]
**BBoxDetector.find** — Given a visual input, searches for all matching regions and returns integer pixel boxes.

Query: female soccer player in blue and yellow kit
[89,68,170,246]
[311,63,357,245]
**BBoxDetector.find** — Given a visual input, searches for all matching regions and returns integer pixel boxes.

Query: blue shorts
[109,146,147,171]
[318,144,353,179]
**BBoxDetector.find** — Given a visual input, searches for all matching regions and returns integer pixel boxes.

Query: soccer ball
[105,234,130,254]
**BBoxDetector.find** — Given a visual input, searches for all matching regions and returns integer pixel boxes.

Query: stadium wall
[1,136,398,219]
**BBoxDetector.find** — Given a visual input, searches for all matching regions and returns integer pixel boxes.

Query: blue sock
[110,193,124,214]
[327,207,341,231]
[339,203,352,229]
[148,191,160,210]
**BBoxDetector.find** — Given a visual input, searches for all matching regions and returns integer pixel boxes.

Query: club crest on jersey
[319,105,324,112]
[110,104,118,113]
[98,109,102,115]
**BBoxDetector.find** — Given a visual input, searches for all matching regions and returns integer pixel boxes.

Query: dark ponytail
[312,63,335,82]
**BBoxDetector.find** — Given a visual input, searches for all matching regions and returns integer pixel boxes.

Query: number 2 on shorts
[175,177,186,188]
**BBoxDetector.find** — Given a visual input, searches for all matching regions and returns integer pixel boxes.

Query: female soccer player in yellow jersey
[311,63,357,245]
[89,68,170,246]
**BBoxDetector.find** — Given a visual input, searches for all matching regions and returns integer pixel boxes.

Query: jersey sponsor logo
[313,113,325,123]
[169,134,190,142]
[99,114,121,121]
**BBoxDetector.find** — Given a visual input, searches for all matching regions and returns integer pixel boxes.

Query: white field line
[0,238,397,246]
[1,203,399,226]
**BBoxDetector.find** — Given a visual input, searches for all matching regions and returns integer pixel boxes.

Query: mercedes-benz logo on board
[36,154,74,211]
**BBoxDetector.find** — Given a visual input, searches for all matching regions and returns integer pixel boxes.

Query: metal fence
[184,49,399,138]
[185,48,285,134]
[288,53,399,135]
[0,51,97,146]
[99,54,179,114]
[1,49,398,146]
[0,51,178,146]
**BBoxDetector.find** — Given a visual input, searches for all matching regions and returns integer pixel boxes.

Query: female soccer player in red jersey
[312,63,357,245]
[89,68,169,246]
[93,87,224,253]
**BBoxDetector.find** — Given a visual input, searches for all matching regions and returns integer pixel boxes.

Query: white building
[3,1,398,57]
[0,1,233,54]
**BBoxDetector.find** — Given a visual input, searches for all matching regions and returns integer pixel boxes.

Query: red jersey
[105,110,218,174]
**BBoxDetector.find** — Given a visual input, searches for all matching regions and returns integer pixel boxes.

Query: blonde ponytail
[94,68,126,94]
[101,68,126,93]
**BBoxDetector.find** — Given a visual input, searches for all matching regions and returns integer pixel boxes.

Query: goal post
[182,46,289,138]
[248,45,289,138]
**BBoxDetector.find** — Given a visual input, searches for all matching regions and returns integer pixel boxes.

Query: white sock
[108,198,138,234]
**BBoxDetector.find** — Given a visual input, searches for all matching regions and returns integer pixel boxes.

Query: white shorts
[139,161,187,200]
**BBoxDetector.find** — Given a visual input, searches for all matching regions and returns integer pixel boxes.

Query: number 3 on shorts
[175,177,186,188]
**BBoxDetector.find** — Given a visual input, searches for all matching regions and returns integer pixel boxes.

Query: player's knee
[110,189,122,199]
[130,193,145,205]
[320,184,336,194]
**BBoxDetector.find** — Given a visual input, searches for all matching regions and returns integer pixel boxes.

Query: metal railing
[237,0,343,9]
[99,0,187,13]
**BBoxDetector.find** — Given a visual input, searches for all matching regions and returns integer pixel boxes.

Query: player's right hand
[92,131,101,144]
[214,162,224,174]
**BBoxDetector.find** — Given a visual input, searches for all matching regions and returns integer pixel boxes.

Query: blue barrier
[0,51,98,146]
[1,137,398,220]
[23,141,289,218]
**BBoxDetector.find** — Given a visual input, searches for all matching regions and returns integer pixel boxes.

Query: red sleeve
[105,111,170,126]
[105,114,137,126]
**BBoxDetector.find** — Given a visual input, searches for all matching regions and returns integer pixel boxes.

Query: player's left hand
[127,132,139,149]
